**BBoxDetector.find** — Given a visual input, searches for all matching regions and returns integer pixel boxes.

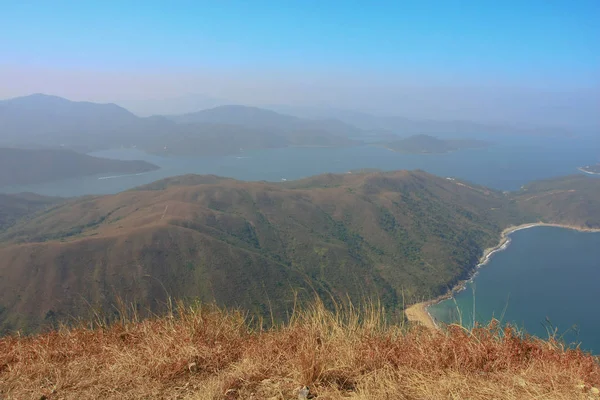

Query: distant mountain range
[1,169,598,333]
[0,94,146,152]
[117,93,229,117]
[0,94,573,160]
[0,147,159,187]
[383,134,491,154]
[156,105,358,154]
[0,94,359,155]
[171,104,362,137]
[267,105,574,138]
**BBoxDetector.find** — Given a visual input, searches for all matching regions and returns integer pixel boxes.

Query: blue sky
[1,1,598,126]
[3,1,599,79]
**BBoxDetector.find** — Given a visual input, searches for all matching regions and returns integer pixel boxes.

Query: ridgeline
[1,170,600,334]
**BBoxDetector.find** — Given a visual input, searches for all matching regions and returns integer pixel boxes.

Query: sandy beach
[404,301,438,329]
[405,222,600,328]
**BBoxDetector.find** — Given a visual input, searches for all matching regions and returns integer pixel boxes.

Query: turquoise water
[429,226,600,354]
[1,136,598,197]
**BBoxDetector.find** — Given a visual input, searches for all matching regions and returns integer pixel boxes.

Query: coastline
[578,167,600,176]
[404,222,600,329]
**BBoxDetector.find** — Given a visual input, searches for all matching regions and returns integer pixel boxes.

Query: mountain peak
[1,93,131,113]
[174,104,296,123]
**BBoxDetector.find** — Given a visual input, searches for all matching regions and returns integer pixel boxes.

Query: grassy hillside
[1,170,599,334]
[0,170,521,333]
[515,174,600,227]
[0,147,159,186]
[1,300,599,399]
[0,193,62,231]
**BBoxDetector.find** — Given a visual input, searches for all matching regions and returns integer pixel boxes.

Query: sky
[1,1,599,128]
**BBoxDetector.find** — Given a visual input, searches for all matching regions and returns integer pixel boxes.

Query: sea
[0,135,598,197]
[429,226,600,354]
[2,134,600,351]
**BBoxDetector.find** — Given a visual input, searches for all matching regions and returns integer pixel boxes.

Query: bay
[0,135,598,197]
[429,226,600,354]
[2,135,600,353]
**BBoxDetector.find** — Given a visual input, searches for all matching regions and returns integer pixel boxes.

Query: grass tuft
[1,299,599,399]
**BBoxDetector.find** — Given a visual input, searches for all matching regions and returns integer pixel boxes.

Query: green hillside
[0,193,62,231]
[0,171,599,334]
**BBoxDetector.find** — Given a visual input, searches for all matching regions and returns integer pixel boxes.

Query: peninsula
[0,147,159,187]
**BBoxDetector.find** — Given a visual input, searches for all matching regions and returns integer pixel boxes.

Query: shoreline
[97,171,153,180]
[404,222,600,329]
[578,167,600,176]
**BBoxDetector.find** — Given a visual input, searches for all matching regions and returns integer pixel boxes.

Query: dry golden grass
[1,300,599,400]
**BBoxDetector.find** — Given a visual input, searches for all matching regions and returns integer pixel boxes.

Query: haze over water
[1,135,598,197]
[429,226,600,354]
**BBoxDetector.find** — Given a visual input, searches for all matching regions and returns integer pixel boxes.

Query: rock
[188,362,198,373]
[298,386,315,399]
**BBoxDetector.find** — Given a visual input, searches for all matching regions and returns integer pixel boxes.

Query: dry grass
[1,300,600,400]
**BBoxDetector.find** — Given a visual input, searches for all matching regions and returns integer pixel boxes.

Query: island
[382,134,491,154]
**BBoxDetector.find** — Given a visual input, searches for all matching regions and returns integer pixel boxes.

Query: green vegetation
[0,193,62,231]
[515,174,600,227]
[1,170,599,334]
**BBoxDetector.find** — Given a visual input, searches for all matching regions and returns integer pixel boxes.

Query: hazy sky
[1,1,598,127]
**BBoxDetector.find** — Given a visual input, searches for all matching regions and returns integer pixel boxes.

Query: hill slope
[0,147,159,186]
[515,174,600,227]
[1,171,599,334]
[0,193,62,231]
[0,170,519,333]
[0,94,145,151]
